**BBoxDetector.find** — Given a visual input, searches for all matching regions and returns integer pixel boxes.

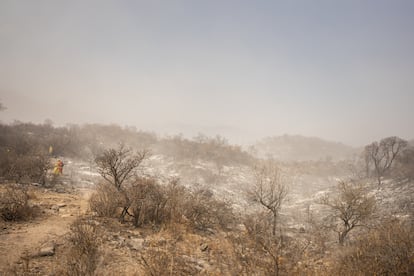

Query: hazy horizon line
[1,117,412,149]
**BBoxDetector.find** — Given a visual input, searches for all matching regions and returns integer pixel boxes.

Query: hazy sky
[1,0,413,146]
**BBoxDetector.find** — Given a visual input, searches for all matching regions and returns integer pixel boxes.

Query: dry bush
[240,212,284,275]
[129,177,236,231]
[183,188,235,231]
[89,182,124,217]
[128,177,169,227]
[64,219,101,276]
[90,177,170,227]
[393,146,414,181]
[228,232,272,275]
[1,149,51,185]
[90,175,235,232]
[230,212,307,275]
[303,213,331,258]
[334,219,414,275]
[164,178,186,223]
[3,252,32,276]
[140,247,201,276]
[0,184,34,221]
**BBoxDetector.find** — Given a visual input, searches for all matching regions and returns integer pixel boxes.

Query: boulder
[34,243,55,257]
[200,243,209,252]
[127,238,145,251]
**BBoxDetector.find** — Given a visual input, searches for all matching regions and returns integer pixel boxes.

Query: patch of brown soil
[0,186,91,274]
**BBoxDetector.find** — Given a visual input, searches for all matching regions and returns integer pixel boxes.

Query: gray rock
[127,238,145,251]
[157,237,167,246]
[34,244,55,257]
[205,228,215,235]
[182,256,207,271]
[200,243,209,252]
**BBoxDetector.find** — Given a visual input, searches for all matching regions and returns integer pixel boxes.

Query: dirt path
[0,187,92,272]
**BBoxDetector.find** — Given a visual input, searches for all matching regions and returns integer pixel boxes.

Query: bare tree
[364,136,407,186]
[238,211,307,276]
[320,181,376,245]
[94,144,148,221]
[95,144,148,190]
[250,162,288,236]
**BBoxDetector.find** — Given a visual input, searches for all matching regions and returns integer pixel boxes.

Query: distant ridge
[253,134,357,161]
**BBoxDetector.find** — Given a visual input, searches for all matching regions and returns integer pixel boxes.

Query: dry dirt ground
[0,185,92,275]
[0,184,229,275]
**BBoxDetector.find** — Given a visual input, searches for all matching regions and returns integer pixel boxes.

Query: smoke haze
[1,1,414,146]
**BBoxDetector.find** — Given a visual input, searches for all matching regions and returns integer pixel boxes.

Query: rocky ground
[1,156,412,275]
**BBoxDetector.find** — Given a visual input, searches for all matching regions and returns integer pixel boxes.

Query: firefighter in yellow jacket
[53,159,64,175]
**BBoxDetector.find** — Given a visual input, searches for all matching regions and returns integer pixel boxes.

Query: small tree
[95,144,148,190]
[94,144,148,221]
[364,136,407,186]
[321,181,376,245]
[250,162,288,236]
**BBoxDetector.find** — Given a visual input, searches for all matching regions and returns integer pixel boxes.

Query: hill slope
[253,134,357,161]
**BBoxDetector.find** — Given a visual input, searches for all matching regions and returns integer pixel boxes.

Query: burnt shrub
[334,219,414,275]
[0,148,51,185]
[140,247,201,276]
[128,177,169,227]
[90,175,235,232]
[65,219,101,276]
[0,184,34,221]
[183,188,235,231]
[89,182,124,217]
